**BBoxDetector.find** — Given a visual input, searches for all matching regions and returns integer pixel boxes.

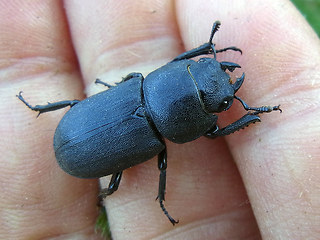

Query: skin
[0,0,319,239]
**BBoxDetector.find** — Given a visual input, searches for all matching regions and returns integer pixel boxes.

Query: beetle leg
[95,78,113,88]
[235,96,282,114]
[16,91,80,117]
[171,42,214,62]
[171,21,221,62]
[206,96,281,138]
[95,72,144,88]
[99,171,123,199]
[172,44,242,62]
[172,21,242,62]
[157,147,179,225]
[205,113,261,138]
[121,72,144,82]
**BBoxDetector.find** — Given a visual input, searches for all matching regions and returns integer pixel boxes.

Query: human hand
[1,0,319,239]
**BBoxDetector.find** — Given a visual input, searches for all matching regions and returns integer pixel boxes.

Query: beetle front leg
[206,114,261,138]
[17,91,80,117]
[95,72,144,88]
[157,147,179,225]
[99,171,123,199]
[172,21,242,62]
[206,97,281,138]
[171,42,214,62]
[171,21,221,62]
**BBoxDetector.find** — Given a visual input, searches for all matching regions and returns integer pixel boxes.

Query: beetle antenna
[235,96,282,114]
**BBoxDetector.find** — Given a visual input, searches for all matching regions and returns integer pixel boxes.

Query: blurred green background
[292,0,320,36]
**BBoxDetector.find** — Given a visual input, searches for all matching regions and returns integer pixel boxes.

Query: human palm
[1,1,319,239]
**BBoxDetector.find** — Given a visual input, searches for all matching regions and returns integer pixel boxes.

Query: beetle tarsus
[95,78,113,88]
[157,147,178,225]
[16,91,79,116]
[208,20,221,44]
[159,199,179,225]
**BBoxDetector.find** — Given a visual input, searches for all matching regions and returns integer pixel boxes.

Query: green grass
[292,0,320,36]
[95,207,111,240]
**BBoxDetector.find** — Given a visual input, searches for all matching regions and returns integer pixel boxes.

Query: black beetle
[17,21,281,225]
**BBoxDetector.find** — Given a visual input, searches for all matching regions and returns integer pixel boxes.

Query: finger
[65,1,188,238]
[177,0,320,239]
[66,1,259,239]
[0,1,99,238]
[65,0,182,91]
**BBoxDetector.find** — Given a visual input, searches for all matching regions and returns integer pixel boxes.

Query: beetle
[17,21,281,225]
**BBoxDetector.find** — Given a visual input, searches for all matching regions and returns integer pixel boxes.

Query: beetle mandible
[17,21,281,225]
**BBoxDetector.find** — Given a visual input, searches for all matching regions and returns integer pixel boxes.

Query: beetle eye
[218,99,230,112]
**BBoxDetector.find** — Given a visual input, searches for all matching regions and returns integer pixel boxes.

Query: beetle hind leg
[157,148,179,225]
[99,171,123,200]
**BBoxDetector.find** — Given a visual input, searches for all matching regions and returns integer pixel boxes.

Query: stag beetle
[17,21,281,225]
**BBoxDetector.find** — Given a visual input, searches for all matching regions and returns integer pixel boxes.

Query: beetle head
[188,58,245,113]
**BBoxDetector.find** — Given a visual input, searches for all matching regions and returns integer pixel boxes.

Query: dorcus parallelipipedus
[17,21,281,225]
